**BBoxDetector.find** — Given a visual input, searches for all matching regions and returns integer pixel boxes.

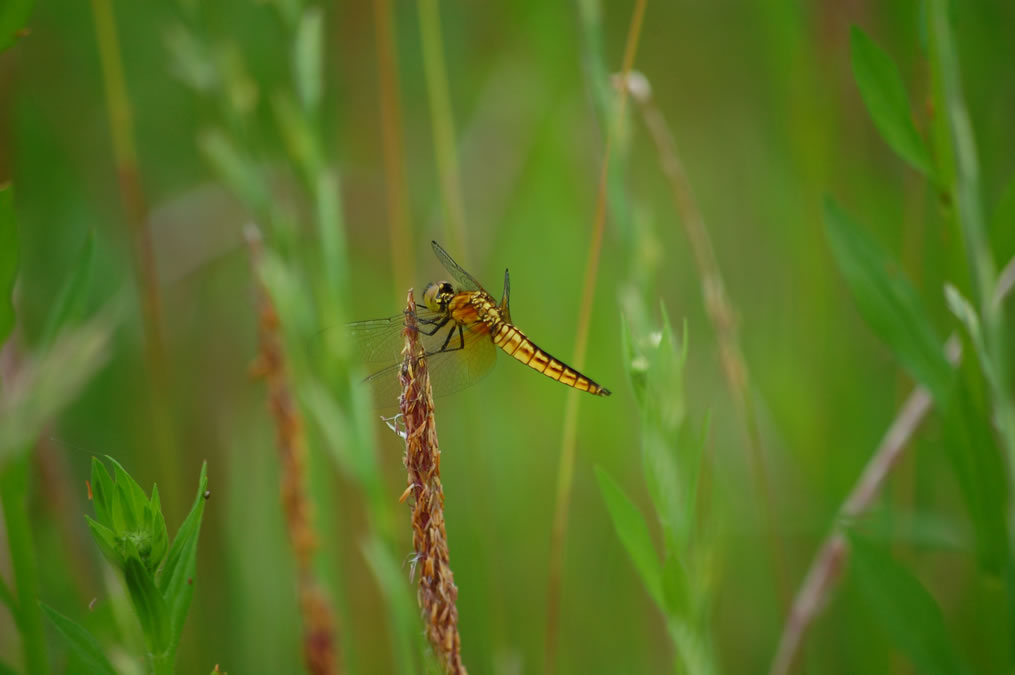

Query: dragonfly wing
[349,306,452,364]
[431,240,484,292]
[359,320,497,407]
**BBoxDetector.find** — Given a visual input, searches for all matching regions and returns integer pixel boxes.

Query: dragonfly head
[422,281,455,312]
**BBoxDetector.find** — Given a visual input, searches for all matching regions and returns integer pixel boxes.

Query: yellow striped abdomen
[491,321,611,396]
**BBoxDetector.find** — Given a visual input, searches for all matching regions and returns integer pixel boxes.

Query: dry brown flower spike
[399,289,467,675]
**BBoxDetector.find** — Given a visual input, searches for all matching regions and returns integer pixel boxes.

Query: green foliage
[594,467,663,607]
[598,311,715,675]
[824,197,952,403]
[848,533,965,674]
[82,459,209,673]
[850,27,935,180]
[41,603,118,675]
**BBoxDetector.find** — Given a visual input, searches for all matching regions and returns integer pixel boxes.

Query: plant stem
[417,0,468,256]
[544,1,646,672]
[372,0,415,293]
[89,0,180,506]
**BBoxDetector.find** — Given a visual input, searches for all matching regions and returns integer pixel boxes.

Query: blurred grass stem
[544,0,645,671]
[247,226,339,675]
[771,254,1015,675]
[373,0,415,292]
[90,0,179,502]
[616,70,788,607]
[417,0,467,256]
[400,290,467,675]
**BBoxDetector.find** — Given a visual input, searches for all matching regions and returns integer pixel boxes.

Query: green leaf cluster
[596,307,715,675]
[74,459,209,673]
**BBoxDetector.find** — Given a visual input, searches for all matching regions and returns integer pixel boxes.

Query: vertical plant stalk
[247,228,339,675]
[417,0,468,256]
[544,1,646,671]
[929,0,1015,515]
[399,290,467,675]
[616,71,788,606]
[770,253,1015,674]
[89,0,179,499]
[372,0,415,292]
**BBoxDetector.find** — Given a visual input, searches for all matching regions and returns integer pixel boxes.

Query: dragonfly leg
[417,315,450,336]
[437,322,465,352]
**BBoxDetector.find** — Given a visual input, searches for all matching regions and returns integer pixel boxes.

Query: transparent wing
[431,240,485,292]
[350,310,497,407]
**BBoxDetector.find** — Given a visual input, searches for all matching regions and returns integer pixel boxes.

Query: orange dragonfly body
[352,241,611,400]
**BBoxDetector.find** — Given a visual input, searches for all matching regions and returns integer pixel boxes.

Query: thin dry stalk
[615,69,789,607]
[89,0,179,503]
[399,290,466,675]
[770,255,1015,675]
[247,227,338,675]
[417,0,468,256]
[545,2,646,670]
[372,0,415,291]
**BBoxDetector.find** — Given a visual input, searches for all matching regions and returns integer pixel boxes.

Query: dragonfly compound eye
[423,281,453,312]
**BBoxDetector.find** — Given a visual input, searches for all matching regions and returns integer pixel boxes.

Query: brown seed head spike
[399,289,468,675]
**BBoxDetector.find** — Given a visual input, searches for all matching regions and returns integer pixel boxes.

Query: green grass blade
[41,603,117,675]
[124,556,173,656]
[824,197,951,403]
[850,27,935,180]
[595,466,663,608]
[848,532,966,675]
[157,461,208,652]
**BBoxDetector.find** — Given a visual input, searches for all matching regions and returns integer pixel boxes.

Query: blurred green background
[2,0,1015,673]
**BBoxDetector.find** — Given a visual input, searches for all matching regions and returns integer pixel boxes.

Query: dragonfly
[351,241,611,403]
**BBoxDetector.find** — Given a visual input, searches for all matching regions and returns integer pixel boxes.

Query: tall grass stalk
[544,1,646,671]
[88,0,180,504]
[372,0,415,293]
[417,0,468,256]
[617,70,787,607]
[928,0,1015,517]
[769,336,966,674]
[247,226,338,675]
[166,4,422,670]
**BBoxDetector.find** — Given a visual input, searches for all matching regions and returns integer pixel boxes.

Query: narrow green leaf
[89,456,114,527]
[661,551,690,619]
[850,27,935,179]
[0,184,17,348]
[0,0,35,52]
[85,517,122,569]
[39,231,95,349]
[940,377,1007,572]
[41,603,117,675]
[595,466,663,608]
[124,556,172,654]
[0,658,16,675]
[824,198,952,403]
[158,461,207,652]
[849,533,965,675]
[293,7,323,113]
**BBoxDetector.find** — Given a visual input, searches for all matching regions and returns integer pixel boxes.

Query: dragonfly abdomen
[491,322,611,396]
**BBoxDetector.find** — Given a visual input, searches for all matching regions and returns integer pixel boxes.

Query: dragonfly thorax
[422,280,455,313]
